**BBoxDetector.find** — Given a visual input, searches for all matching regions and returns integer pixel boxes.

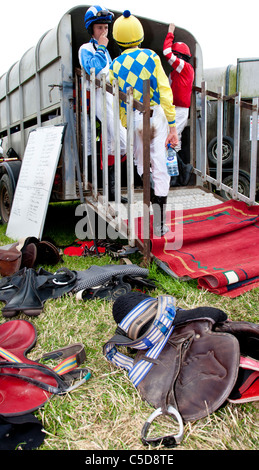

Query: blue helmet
[84,5,114,33]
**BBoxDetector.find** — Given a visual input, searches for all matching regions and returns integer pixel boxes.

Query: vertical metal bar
[216,86,223,189]
[250,97,258,202]
[189,88,196,168]
[90,68,97,199]
[101,73,108,209]
[200,81,207,181]
[113,80,121,225]
[142,80,151,263]
[35,42,42,127]
[69,103,84,203]
[232,92,241,199]
[75,72,81,158]
[18,62,25,152]
[5,71,11,147]
[81,69,88,190]
[126,86,135,247]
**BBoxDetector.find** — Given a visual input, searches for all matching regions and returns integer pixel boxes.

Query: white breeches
[133,105,170,197]
[86,88,127,157]
[174,106,189,152]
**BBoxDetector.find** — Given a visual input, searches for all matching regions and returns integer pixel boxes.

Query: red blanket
[138,200,259,297]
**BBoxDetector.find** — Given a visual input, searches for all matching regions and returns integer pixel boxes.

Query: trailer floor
[106,185,224,218]
[86,185,224,227]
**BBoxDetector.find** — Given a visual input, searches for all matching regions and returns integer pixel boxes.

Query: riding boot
[151,195,169,237]
[108,165,128,203]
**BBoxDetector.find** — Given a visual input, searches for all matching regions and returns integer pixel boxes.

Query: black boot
[151,195,169,237]
[108,166,128,203]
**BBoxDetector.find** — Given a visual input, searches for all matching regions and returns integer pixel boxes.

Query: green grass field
[0,201,258,451]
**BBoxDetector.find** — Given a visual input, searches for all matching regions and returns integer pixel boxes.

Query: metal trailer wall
[0,5,203,203]
[203,59,259,188]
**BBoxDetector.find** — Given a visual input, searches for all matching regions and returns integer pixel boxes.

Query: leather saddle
[136,317,239,423]
[104,293,259,447]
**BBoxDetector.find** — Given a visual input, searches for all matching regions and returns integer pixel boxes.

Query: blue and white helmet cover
[84,5,114,30]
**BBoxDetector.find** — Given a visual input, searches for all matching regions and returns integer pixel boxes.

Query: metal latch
[48,84,63,102]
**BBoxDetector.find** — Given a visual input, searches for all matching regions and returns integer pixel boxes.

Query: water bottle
[166,144,179,176]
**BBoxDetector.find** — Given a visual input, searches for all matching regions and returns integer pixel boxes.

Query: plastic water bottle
[166,144,179,176]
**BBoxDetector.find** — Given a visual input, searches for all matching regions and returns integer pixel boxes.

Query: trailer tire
[208,136,234,166]
[0,174,14,225]
[220,171,250,200]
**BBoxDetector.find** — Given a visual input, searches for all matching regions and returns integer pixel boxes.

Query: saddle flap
[136,319,240,423]
[173,319,240,421]
[135,328,192,412]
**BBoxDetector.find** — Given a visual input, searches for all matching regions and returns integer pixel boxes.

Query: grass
[0,201,258,451]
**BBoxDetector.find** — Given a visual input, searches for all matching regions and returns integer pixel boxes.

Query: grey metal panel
[39,62,61,110]
[0,99,7,128]
[237,58,259,98]
[7,62,20,92]
[19,47,36,84]
[0,73,7,100]
[23,78,37,118]
[38,29,59,70]
[9,89,20,123]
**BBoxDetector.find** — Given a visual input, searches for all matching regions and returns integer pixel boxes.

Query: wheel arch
[0,160,22,193]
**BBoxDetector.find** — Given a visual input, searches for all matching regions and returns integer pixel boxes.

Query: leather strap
[0,362,91,394]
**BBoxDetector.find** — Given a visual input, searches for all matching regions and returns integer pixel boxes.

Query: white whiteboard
[6,125,65,241]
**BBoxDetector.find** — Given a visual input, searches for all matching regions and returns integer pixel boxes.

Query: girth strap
[103,295,176,386]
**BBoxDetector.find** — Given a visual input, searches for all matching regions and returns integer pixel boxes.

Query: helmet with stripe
[84,5,114,33]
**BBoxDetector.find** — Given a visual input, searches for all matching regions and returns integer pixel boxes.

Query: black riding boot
[151,194,169,237]
[108,166,128,203]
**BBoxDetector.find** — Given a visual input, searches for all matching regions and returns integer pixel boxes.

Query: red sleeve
[163,32,182,72]
[163,32,174,54]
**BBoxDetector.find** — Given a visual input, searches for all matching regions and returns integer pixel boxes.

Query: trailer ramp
[82,185,224,280]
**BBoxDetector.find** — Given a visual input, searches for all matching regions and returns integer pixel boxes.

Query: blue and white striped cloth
[104,295,176,387]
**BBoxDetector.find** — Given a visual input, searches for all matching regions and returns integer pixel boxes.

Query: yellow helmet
[113,10,144,48]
